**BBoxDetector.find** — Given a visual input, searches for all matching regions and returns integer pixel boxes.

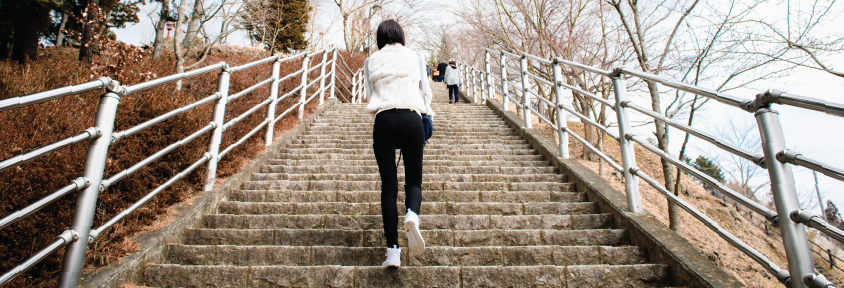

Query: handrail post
[57,86,122,288]
[351,72,357,104]
[471,68,478,103]
[551,60,569,158]
[298,54,310,119]
[484,51,492,102]
[329,49,338,100]
[500,52,509,111]
[359,71,365,102]
[265,57,281,145]
[520,55,532,129]
[755,102,814,288]
[204,67,230,191]
[318,49,329,105]
[612,76,641,212]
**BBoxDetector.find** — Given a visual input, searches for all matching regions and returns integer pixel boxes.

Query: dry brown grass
[0,45,363,287]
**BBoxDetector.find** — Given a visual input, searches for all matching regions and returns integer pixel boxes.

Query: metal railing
[0,47,364,287]
[459,48,844,288]
[335,53,366,104]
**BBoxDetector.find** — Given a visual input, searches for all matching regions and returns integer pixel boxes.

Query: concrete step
[184,228,628,246]
[238,180,576,192]
[203,214,611,230]
[280,148,537,156]
[217,201,597,215]
[165,244,646,266]
[284,143,531,150]
[272,154,545,162]
[267,159,552,167]
[144,264,669,288]
[250,173,563,183]
[228,190,584,203]
[296,134,524,140]
[294,138,529,145]
[260,164,556,174]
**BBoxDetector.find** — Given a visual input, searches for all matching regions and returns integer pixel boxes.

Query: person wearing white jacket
[442,61,461,103]
[363,20,433,268]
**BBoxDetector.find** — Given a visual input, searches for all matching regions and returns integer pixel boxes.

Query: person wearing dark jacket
[436,61,448,82]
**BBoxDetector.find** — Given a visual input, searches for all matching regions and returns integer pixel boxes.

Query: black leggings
[448,85,459,102]
[373,109,424,248]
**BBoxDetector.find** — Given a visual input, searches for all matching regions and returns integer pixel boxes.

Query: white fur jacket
[364,44,435,117]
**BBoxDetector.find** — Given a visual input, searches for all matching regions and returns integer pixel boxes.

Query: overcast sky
[114,0,844,216]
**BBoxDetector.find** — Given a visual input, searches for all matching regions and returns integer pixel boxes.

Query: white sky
[113,0,844,216]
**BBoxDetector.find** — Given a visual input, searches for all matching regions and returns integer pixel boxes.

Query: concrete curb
[81,98,338,287]
[484,99,744,288]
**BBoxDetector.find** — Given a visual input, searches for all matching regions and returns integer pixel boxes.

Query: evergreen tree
[242,0,309,53]
[690,156,726,183]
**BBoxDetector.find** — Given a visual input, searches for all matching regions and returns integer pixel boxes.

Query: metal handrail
[633,168,789,283]
[0,77,114,112]
[622,101,765,168]
[778,150,844,182]
[0,128,100,172]
[472,48,844,287]
[0,47,360,287]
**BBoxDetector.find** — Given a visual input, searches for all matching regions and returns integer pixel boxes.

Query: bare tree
[173,0,244,90]
[331,0,433,52]
[184,0,207,47]
[709,116,770,200]
[744,1,844,78]
[454,0,627,163]
[152,0,172,58]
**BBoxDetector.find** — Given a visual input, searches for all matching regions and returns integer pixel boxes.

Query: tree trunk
[152,0,170,59]
[183,0,205,48]
[342,13,353,51]
[644,80,679,230]
[56,12,68,46]
[11,3,52,62]
[78,0,99,63]
[174,0,188,90]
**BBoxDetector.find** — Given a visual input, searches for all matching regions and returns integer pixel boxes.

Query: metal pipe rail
[634,168,790,284]
[792,210,844,247]
[774,92,844,118]
[0,127,100,172]
[565,126,624,172]
[103,123,216,188]
[556,81,615,109]
[91,154,211,241]
[0,178,89,229]
[623,101,765,168]
[0,77,114,112]
[778,150,844,182]
[0,230,79,285]
[223,99,272,131]
[113,94,220,142]
[627,133,776,219]
[472,48,844,288]
[556,104,620,142]
[0,47,357,287]
[124,63,227,95]
[615,67,748,109]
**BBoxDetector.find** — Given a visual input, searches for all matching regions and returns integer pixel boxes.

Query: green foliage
[242,0,309,53]
[688,155,726,183]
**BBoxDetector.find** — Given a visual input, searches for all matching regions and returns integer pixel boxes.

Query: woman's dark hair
[376,20,405,49]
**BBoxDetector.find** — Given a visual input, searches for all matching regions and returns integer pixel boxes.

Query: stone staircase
[142,83,670,287]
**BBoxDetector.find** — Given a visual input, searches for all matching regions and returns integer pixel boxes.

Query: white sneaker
[404,209,425,255]
[381,246,401,267]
